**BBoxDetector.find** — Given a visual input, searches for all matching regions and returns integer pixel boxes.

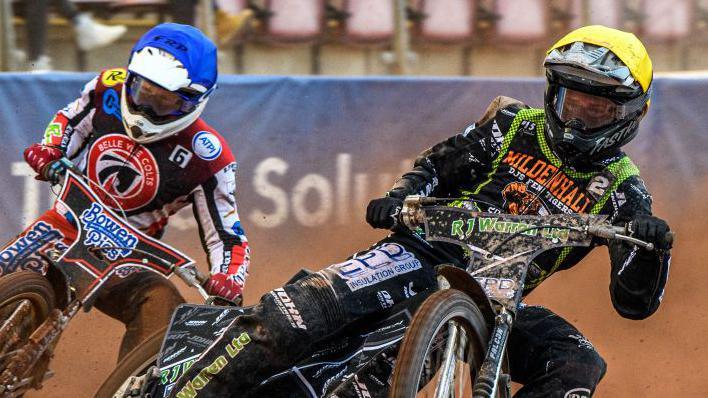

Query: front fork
[472,308,513,398]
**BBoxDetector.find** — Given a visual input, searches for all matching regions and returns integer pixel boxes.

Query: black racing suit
[169,97,671,398]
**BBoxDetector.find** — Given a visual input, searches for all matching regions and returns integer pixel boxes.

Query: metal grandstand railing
[0,0,703,73]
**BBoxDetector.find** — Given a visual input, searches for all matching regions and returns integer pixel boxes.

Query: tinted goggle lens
[128,75,198,118]
[553,87,620,130]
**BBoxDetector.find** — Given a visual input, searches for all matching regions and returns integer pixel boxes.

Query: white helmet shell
[122,46,209,143]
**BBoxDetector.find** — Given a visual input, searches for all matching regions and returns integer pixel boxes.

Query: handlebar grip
[591,225,675,250]
[42,158,79,183]
[624,224,676,248]
[665,231,675,247]
[174,265,208,286]
[398,195,442,228]
[173,266,210,300]
[194,268,209,285]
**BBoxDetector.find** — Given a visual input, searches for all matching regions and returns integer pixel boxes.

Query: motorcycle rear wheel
[0,271,56,392]
[389,288,491,398]
[94,326,167,398]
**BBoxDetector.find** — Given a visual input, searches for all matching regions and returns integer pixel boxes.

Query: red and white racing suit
[42,67,250,285]
[4,68,249,358]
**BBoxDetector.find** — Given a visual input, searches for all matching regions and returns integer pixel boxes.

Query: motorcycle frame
[0,170,195,396]
[402,196,605,398]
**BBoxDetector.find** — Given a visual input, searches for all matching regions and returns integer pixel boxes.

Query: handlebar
[587,224,674,251]
[173,266,242,306]
[50,161,239,305]
[399,196,674,252]
[172,265,210,299]
[43,158,82,184]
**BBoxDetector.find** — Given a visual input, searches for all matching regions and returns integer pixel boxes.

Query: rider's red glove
[205,273,243,303]
[23,143,63,180]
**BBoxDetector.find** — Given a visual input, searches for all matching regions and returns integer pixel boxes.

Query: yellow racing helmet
[543,25,653,166]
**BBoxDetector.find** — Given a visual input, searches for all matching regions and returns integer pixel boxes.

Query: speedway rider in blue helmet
[121,24,217,143]
[19,23,249,360]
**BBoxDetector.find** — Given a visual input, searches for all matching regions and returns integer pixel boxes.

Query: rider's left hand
[205,273,243,303]
[628,214,672,250]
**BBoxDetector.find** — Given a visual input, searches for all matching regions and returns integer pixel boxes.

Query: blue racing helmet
[121,23,218,143]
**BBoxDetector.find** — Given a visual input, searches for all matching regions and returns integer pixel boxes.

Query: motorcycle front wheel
[94,326,166,398]
[389,288,491,398]
[0,271,56,392]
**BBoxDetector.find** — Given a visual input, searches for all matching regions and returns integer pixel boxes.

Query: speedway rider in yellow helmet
[544,25,653,166]
[169,26,671,398]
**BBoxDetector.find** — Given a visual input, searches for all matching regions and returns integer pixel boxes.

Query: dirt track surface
[25,192,707,398]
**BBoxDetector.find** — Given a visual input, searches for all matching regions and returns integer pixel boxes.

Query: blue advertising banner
[1,73,704,398]
[1,73,704,242]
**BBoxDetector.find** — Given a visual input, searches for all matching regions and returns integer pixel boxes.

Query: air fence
[0,73,705,263]
[1,72,706,397]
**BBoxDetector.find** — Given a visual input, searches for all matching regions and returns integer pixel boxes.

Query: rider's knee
[139,277,185,309]
[98,272,185,326]
[262,272,346,334]
[581,348,607,383]
[551,345,607,385]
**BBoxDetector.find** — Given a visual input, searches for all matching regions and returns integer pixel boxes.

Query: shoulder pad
[610,175,653,219]
[619,175,653,205]
[477,96,528,126]
[179,120,235,167]
[98,68,128,89]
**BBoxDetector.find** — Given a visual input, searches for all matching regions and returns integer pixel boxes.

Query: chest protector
[453,108,639,288]
[79,68,229,217]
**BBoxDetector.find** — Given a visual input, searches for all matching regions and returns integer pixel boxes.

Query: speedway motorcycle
[0,159,206,397]
[96,264,430,397]
[387,196,673,397]
[99,196,672,398]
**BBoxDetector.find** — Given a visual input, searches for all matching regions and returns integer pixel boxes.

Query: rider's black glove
[628,214,672,250]
[366,196,403,229]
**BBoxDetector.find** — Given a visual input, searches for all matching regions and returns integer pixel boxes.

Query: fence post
[391,0,411,75]
[0,0,18,71]
[199,0,217,42]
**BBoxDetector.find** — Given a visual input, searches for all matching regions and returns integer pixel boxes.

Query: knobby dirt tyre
[94,325,167,398]
[389,289,490,398]
[0,271,56,392]
[0,271,56,323]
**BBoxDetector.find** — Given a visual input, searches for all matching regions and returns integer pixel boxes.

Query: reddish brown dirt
[26,192,707,398]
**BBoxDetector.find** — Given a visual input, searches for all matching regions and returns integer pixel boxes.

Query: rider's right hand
[204,273,243,304]
[366,196,403,229]
[23,143,63,181]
